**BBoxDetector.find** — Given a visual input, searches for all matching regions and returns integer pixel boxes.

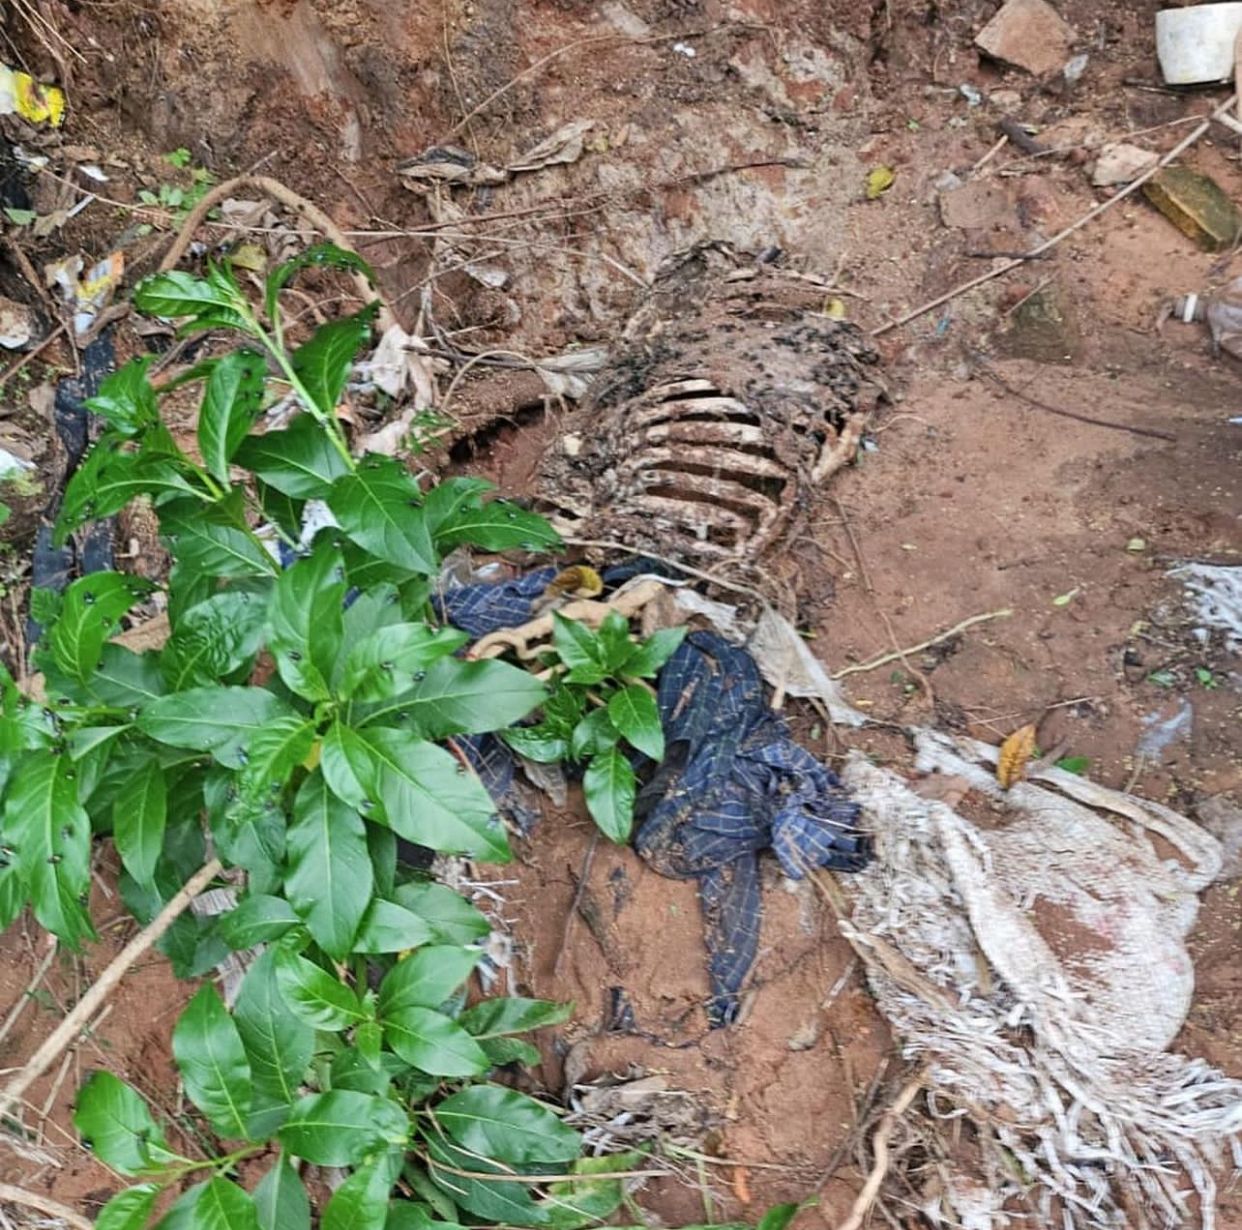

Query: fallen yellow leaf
[865,165,895,200]
[997,723,1037,790]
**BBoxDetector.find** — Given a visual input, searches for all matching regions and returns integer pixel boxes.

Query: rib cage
[538,245,887,565]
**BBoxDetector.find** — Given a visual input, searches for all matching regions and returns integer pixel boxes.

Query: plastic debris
[45,251,125,340]
[399,121,595,190]
[0,64,65,127]
[1156,2,1242,86]
[0,296,37,349]
[1171,562,1242,649]
[843,727,1236,1230]
[1136,696,1193,760]
[865,165,895,199]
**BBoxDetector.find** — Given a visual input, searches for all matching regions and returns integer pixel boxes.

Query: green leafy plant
[0,245,657,1228]
[136,152,215,230]
[502,613,685,843]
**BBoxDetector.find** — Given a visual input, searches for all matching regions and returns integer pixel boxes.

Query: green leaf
[322,724,509,861]
[542,1153,645,1229]
[569,709,618,760]
[2,751,94,946]
[328,459,437,576]
[459,997,573,1039]
[138,687,295,768]
[268,537,346,701]
[278,1091,409,1166]
[57,436,200,543]
[620,627,686,678]
[359,658,545,739]
[113,759,167,886]
[322,1155,397,1230]
[237,715,316,798]
[266,243,374,325]
[216,894,300,950]
[552,614,606,685]
[340,624,469,702]
[286,770,372,958]
[500,725,568,764]
[352,898,435,953]
[356,1018,384,1069]
[757,1203,802,1230]
[85,358,159,436]
[134,268,249,325]
[190,1178,261,1230]
[424,1135,549,1226]
[199,349,268,483]
[436,1085,581,1164]
[254,1155,310,1230]
[596,611,632,674]
[391,880,490,945]
[1055,755,1090,776]
[431,494,562,554]
[377,946,479,1016]
[161,590,267,690]
[81,645,167,708]
[330,1049,409,1095]
[583,749,635,843]
[73,1071,175,1175]
[234,951,314,1111]
[49,571,155,683]
[399,1170,460,1225]
[234,415,351,499]
[273,947,366,1030]
[96,1183,161,1230]
[172,984,252,1139]
[159,494,279,580]
[606,685,663,760]
[291,305,378,417]
[383,1006,489,1076]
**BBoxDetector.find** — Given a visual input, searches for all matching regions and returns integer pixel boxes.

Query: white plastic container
[1156,4,1242,85]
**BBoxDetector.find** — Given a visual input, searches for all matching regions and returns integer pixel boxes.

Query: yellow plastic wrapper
[0,64,65,127]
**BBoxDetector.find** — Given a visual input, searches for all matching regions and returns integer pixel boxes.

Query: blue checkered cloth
[438,574,870,1026]
[634,632,867,1024]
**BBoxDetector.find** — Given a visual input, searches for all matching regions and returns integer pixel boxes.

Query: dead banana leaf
[997,723,1037,789]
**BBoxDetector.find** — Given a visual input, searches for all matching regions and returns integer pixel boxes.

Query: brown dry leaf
[997,723,1037,789]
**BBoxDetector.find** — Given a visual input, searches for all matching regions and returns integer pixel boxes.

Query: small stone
[1196,795,1242,879]
[939,180,1015,230]
[998,282,1082,365]
[975,0,1075,77]
[1092,142,1158,187]
[1143,166,1242,252]
[989,88,1023,112]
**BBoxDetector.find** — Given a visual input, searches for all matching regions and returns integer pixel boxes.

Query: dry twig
[0,860,221,1124]
[873,93,1239,336]
[832,609,1012,680]
[0,1183,93,1230]
[833,1071,927,1230]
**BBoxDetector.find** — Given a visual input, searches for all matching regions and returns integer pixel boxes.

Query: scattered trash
[864,165,895,200]
[1062,52,1089,85]
[1136,696,1193,760]
[1091,141,1158,187]
[0,296,38,350]
[0,444,35,480]
[843,727,1236,1230]
[399,121,595,191]
[1170,274,1242,361]
[1197,794,1242,878]
[671,42,696,58]
[1143,166,1242,252]
[1171,562,1242,649]
[1155,2,1242,86]
[1126,536,1147,552]
[538,245,886,566]
[974,0,1075,78]
[45,251,125,340]
[0,64,65,128]
[958,83,983,108]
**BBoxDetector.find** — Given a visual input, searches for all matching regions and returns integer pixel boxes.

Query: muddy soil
[1,0,1240,1226]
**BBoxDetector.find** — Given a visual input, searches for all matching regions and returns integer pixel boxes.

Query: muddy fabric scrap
[438,571,870,1025]
[635,632,868,1024]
